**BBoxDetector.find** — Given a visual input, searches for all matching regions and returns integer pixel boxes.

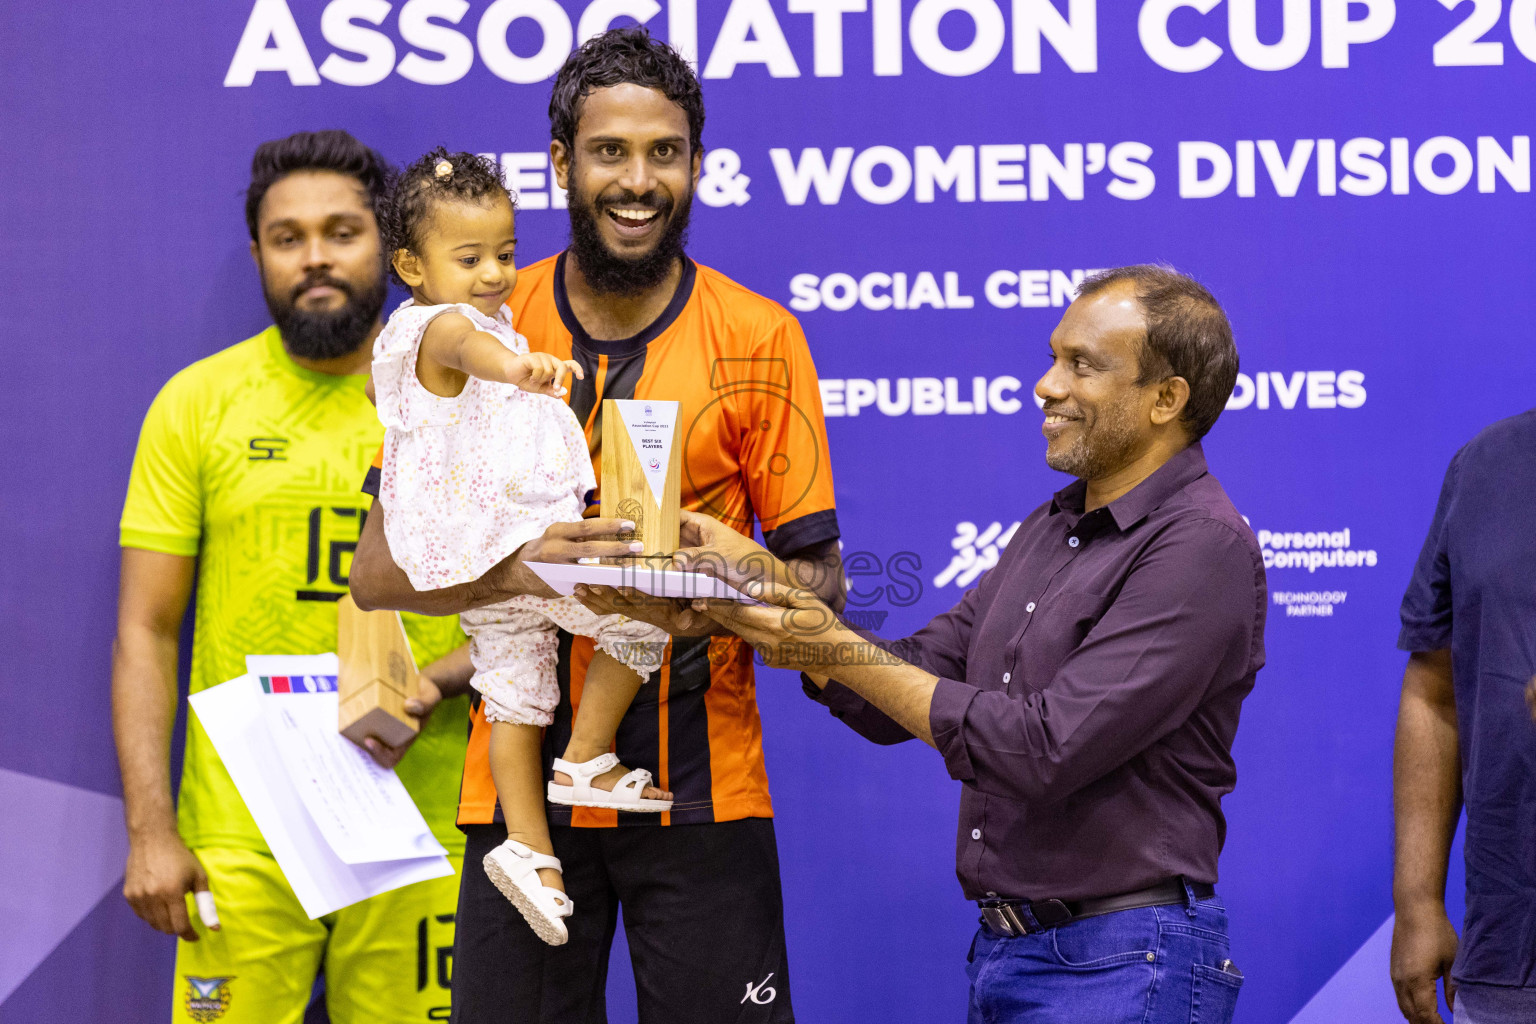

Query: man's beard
[1044,399,1143,481]
[567,176,693,297]
[262,266,387,362]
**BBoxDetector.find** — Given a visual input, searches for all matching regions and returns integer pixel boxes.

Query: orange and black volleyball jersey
[368,252,839,828]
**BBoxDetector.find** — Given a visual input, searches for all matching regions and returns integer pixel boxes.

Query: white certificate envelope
[189,674,452,920]
[524,561,761,602]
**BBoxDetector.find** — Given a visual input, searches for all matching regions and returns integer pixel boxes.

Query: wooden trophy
[336,594,420,749]
[600,398,682,558]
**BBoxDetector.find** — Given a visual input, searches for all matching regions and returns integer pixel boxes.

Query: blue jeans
[965,893,1242,1024]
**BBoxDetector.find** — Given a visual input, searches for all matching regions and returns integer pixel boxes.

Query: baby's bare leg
[489,721,563,891]
[555,652,671,800]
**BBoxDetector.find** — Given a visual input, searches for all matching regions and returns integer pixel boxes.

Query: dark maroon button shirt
[808,444,1266,901]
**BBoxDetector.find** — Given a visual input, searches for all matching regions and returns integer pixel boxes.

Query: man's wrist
[422,671,471,699]
[1393,891,1449,920]
[800,627,883,671]
[462,573,497,606]
[128,818,182,844]
[471,553,530,604]
[486,544,553,601]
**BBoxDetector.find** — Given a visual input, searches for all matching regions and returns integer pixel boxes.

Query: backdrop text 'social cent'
[3,1,1529,1021]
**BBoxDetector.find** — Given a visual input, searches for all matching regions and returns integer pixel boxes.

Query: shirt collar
[552,250,697,357]
[1050,443,1210,532]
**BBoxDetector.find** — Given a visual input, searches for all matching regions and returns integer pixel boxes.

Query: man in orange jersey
[350,28,843,1024]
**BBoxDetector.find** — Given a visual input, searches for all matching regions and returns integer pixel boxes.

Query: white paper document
[246,653,338,679]
[267,695,447,865]
[525,560,761,603]
[189,669,452,919]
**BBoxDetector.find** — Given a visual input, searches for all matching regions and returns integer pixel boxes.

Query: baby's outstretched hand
[506,352,584,397]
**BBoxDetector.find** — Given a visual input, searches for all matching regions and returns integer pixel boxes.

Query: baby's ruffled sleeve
[371,302,484,430]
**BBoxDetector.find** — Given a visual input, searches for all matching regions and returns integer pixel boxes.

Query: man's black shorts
[451,819,794,1024]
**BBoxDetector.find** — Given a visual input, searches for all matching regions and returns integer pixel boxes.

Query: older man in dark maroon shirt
[664,265,1266,1024]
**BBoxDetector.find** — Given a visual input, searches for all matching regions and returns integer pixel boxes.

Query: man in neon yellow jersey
[113,130,469,1024]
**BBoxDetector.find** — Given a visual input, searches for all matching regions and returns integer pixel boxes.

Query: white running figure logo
[741,973,777,1005]
[934,521,1022,588]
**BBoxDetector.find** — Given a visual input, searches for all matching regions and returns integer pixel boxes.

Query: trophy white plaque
[601,398,681,555]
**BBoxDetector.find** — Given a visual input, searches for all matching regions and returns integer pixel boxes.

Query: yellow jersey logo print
[183,975,234,1021]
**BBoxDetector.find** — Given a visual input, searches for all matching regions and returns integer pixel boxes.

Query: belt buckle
[980,901,1030,937]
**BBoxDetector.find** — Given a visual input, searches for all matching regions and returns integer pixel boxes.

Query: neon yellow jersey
[121,326,467,854]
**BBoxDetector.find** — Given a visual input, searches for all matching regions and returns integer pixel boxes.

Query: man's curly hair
[381,148,512,285]
[549,27,704,156]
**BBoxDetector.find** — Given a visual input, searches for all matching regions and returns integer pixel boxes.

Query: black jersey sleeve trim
[552,250,697,358]
[763,508,841,560]
[361,464,381,498]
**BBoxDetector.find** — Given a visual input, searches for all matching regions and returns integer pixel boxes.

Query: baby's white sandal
[548,753,673,813]
[482,839,573,946]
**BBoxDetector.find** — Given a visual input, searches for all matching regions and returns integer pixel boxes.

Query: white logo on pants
[742,973,777,1005]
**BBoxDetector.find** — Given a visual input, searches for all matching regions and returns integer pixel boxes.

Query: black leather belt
[978,878,1215,938]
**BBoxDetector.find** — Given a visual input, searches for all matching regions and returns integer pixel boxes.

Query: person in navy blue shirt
[1393,412,1536,1024]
